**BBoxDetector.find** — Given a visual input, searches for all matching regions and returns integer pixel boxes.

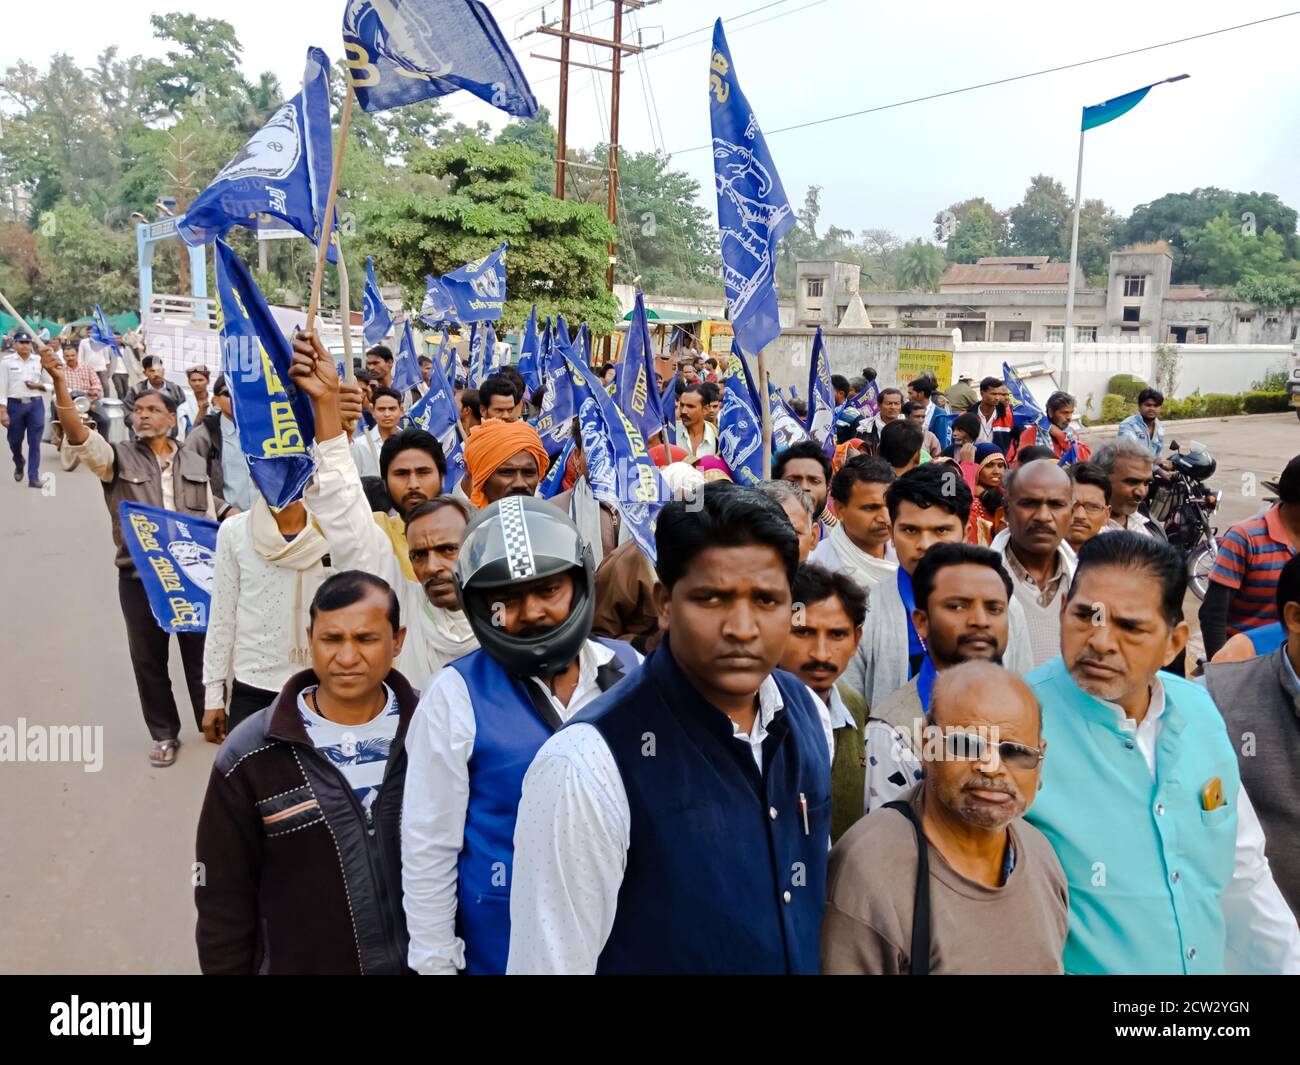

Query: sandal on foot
[149,738,181,767]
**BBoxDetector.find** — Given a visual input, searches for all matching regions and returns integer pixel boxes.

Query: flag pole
[306,80,354,337]
[0,288,43,345]
[1061,126,1085,396]
[758,345,773,475]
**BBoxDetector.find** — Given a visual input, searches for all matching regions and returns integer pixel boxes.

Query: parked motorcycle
[49,392,97,472]
[1144,440,1221,600]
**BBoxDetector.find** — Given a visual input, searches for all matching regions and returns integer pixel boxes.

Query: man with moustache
[462,417,549,509]
[292,336,477,690]
[1066,461,1112,553]
[508,484,834,974]
[402,496,641,975]
[991,461,1077,669]
[866,542,1014,812]
[843,464,1034,711]
[781,562,869,843]
[823,661,1067,975]
[1025,532,1300,974]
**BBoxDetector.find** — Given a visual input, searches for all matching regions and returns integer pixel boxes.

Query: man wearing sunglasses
[1025,532,1300,974]
[824,659,1068,974]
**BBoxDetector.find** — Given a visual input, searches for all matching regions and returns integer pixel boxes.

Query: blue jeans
[6,398,44,483]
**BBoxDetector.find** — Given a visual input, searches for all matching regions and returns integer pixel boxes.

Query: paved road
[1,411,1295,973]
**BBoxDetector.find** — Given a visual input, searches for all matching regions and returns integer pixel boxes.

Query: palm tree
[894,240,947,292]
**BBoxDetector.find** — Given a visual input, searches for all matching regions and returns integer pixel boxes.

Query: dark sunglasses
[942,730,1043,770]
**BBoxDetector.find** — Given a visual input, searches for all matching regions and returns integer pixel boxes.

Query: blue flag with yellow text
[709,21,793,357]
[401,326,466,493]
[119,501,219,634]
[531,315,579,458]
[342,0,538,118]
[422,243,507,324]
[215,240,316,509]
[614,292,666,445]
[718,345,765,486]
[180,48,336,262]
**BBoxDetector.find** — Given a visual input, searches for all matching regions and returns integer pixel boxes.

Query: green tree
[935,196,1008,249]
[496,107,558,194]
[894,240,947,291]
[945,206,999,263]
[1076,198,1122,280]
[1007,175,1071,259]
[362,137,620,332]
[34,201,137,320]
[1180,213,1288,286]
[138,12,246,119]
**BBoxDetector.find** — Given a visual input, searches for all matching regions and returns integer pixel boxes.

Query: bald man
[991,460,1077,669]
[822,661,1068,975]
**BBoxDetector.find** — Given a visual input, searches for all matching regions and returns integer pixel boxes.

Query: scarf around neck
[251,498,330,666]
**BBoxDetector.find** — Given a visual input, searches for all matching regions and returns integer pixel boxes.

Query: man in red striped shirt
[1200,455,1300,658]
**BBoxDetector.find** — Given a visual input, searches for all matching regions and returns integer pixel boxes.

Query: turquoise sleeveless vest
[1024,656,1240,974]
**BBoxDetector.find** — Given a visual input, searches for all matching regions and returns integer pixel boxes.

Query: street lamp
[1061,74,1189,393]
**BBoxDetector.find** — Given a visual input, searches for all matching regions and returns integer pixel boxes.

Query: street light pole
[1059,74,1188,396]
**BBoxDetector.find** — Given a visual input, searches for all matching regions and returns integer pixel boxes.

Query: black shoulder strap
[520,677,565,733]
[882,799,931,976]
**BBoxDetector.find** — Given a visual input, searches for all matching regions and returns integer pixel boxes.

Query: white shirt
[0,351,51,402]
[1102,676,1300,975]
[351,426,384,481]
[402,639,639,975]
[78,337,110,373]
[305,433,476,692]
[298,684,399,818]
[505,673,834,974]
[201,510,333,707]
[808,525,898,589]
[674,419,717,459]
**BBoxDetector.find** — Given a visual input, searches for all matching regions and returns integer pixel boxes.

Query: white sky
[5,0,1300,241]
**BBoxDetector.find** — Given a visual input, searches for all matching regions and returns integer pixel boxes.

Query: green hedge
[1093,390,1289,423]
[1106,374,1149,403]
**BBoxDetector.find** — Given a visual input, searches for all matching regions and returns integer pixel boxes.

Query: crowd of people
[12,318,1300,975]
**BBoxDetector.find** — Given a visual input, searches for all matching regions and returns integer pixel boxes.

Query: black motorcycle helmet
[1170,441,1216,482]
[454,496,595,678]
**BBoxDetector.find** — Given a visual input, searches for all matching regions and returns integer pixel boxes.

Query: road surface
[0,411,1295,973]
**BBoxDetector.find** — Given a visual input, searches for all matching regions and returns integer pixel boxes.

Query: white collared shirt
[1101,677,1300,975]
[0,351,51,402]
[401,640,640,975]
[505,673,833,974]
[675,419,717,459]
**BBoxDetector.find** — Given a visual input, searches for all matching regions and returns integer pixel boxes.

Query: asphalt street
[0,410,1295,973]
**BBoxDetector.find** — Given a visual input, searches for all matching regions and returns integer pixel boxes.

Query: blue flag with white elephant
[401,325,466,494]
[558,338,667,564]
[342,0,538,118]
[119,501,219,634]
[180,48,336,263]
[391,319,423,396]
[805,326,836,456]
[363,257,392,347]
[214,239,316,509]
[531,315,579,458]
[422,242,508,324]
[614,291,666,445]
[718,345,765,487]
[709,20,793,357]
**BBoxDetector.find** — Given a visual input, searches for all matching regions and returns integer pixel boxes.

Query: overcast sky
[6,0,1300,242]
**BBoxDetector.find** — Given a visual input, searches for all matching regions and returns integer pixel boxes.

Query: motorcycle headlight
[73,396,92,415]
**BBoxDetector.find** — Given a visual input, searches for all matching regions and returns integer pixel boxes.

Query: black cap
[1263,455,1300,504]
[12,330,32,343]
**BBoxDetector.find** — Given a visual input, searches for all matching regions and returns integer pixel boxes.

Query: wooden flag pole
[305,81,354,337]
[0,288,44,345]
[758,344,773,476]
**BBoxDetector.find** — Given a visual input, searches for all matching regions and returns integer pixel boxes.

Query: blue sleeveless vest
[450,637,639,975]
[574,638,831,974]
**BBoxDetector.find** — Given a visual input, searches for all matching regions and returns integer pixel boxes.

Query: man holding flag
[1016,389,1090,464]
[45,344,234,767]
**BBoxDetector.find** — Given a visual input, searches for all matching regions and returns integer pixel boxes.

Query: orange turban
[463,419,549,508]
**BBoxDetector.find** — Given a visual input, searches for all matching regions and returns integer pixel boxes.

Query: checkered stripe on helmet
[498,497,536,580]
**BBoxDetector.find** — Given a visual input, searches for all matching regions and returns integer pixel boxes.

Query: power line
[668,9,1300,153]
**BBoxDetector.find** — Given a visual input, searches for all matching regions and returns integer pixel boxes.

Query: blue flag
[466,323,484,388]
[842,379,879,420]
[363,257,393,347]
[1082,83,1156,131]
[558,341,668,564]
[577,322,591,367]
[401,327,466,494]
[485,322,500,378]
[391,319,422,396]
[531,314,580,458]
[805,326,835,456]
[1002,362,1050,435]
[180,48,336,262]
[769,381,810,453]
[614,292,666,446]
[215,240,316,509]
[709,21,793,357]
[342,0,538,118]
[517,305,540,392]
[718,346,765,487]
[659,373,679,446]
[91,304,121,355]
[538,437,574,500]
[422,242,508,324]
[118,501,219,633]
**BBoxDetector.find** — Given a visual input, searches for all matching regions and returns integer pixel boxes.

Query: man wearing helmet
[399,495,642,975]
